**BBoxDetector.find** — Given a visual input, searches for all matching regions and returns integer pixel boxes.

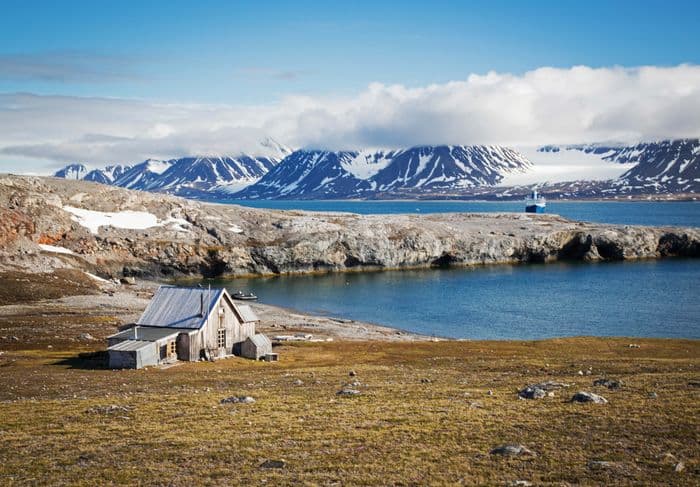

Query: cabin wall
[108,350,136,369]
[137,346,159,368]
[197,295,256,356]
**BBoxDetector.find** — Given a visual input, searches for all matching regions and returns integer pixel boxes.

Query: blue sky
[1,1,699,172]
[2,0,699,103]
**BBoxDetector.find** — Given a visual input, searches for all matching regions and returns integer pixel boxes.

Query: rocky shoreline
[1,174,698,283]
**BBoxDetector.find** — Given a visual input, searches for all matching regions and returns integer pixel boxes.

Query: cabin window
[217,328,226,348]
[168,341,176,357]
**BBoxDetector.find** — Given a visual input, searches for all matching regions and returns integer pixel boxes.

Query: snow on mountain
[145,155,280,194]
[235,145,532,199]
[53,163,88,180]
[51,136,292,197]
[83,164,131,184]
[531,139,700,194]
[608,139,700,193]
[113,159,175,191]
[500,146,636,186]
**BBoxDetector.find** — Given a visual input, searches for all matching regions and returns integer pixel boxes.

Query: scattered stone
[349,370,357,377]
[647,392,658,399]
[120,276,136,285]
[221,396,255,404]
[260,459,286,469]
[293,379,303,386]
[627,343,641,348]
[506,481,533,487]
[588,460,625,471]
[570,391,608,404]
[10,336,19,341]
[79,333,95,341]
[490,444,536,457]
[345,380,361,387]
[469,401,483,409]
[420,378,432,383]
[76,455,92,467]
[674,461,685,473]
[337,389,361,396]
[518,386,546,400]
[85,404,133,415]
[660,452,678,464]
[518,381,570,399]
[593,378,624,390]
[487,390,494,396]
[577,370,584,376]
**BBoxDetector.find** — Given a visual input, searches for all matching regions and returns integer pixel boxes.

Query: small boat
[525,190,546,213]
[232,290,258,301]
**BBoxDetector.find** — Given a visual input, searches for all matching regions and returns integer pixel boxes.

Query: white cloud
[1,64,699,173]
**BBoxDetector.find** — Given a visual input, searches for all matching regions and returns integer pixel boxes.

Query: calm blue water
[213,259,700,339]
[219,200,700,227]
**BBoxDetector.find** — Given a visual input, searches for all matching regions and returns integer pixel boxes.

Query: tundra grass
[0,338,698,485]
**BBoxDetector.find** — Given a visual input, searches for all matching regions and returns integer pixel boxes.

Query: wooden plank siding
[177,292,256,360]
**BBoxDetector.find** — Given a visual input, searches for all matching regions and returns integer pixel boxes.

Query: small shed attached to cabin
[107,326,180,368]
[240,333,272,360]
[108,340,159,369]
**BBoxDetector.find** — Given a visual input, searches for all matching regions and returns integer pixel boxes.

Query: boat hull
[525,204,546,213]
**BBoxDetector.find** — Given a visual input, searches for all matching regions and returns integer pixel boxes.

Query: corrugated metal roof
[235,304,259,323]
[108,340,154,352]
[247,333,271,348]
[108,326,180,342]
[137,286,224,329]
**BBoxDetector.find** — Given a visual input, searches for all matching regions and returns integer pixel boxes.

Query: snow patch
[84,271,109,283]
[38,244,75,255]
[144,159,172,175]
[162,217,191,233]
[341,151,392,180]
[63,206,161,234]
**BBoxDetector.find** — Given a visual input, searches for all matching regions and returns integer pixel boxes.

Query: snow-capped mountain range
[53,137,292,197]
[235,145,531,199]
[536,139,699,195]
[52,138,698,199]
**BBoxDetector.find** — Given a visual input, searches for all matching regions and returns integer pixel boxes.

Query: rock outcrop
[1,175,698,279]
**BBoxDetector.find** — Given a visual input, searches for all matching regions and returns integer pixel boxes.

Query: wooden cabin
[107,286,265,368]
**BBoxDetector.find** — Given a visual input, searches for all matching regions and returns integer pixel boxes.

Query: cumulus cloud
[1,64,699,172]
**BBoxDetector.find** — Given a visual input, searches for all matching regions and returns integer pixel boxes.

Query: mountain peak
[53,163,88,180]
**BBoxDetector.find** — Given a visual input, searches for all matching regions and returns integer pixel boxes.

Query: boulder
[221,396,255,404]
[490,444,536,457]
[518,381,570,399]
[260,459,286,469]
[571,391,608,404]
[337,389,361,396]
[593,378,623,390]
[518,386,546,400]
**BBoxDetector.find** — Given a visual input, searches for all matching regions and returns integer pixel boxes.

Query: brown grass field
[0,274,698,485]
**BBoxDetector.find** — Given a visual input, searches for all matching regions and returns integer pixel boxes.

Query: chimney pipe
[200,293,204,317]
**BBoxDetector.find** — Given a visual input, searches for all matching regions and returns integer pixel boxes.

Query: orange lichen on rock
[0,208,35,246]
